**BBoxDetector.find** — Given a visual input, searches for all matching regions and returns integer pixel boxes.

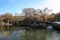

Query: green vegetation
[53,12,60,21]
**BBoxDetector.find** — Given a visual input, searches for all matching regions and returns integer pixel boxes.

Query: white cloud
[42,0,60,13]
[1,0,60,13]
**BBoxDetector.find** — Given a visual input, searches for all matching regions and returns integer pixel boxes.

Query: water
[0,27,60,40]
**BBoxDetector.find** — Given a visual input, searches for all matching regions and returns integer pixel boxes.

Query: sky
[0,0,60,14]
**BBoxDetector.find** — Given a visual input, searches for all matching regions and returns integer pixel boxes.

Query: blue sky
[0,0,60,14]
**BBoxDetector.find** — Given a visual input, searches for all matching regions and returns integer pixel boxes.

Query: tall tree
[37,8,52,22]
[22,8,36,18]
[22,8,37,23]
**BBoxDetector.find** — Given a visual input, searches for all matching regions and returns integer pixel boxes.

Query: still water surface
[0,28,60,40]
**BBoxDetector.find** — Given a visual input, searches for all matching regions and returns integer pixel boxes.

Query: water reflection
[0,28,60,40]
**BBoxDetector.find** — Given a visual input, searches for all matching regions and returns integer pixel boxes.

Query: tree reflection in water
[0,28,60,40]
[22,29,60,40]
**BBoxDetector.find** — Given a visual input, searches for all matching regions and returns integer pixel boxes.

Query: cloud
[0,0,59,13]
[29,0,60,13]
[42,0,60,13]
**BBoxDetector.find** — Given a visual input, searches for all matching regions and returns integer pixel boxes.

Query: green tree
[54,12,60,21]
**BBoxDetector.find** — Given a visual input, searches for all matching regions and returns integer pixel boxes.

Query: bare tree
[36,8,52,22]
[22,8,36,18]
[22,8,37,23]
[37,8,52,26]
